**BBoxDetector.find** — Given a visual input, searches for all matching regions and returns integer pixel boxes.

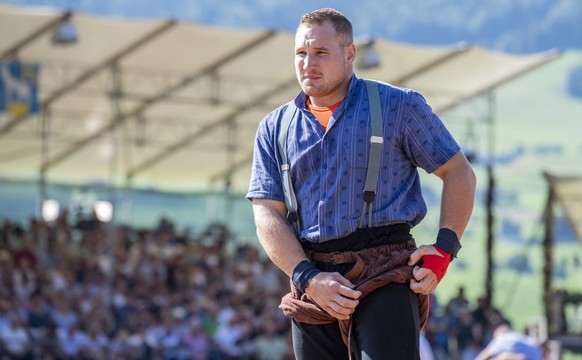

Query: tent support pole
[484,91,496,308]
[38,110,51,219]
[542,173,555,335]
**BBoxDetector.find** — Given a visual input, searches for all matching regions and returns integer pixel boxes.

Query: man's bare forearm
[252,199,308,277]
[435,151,477,239]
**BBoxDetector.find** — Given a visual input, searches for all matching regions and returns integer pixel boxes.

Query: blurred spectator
[50,294,79,330]
[32,322,60,358]
[475,320,543,360]
[424,303,452,359]
[181,317,211,360]
[420,333,435,360]
[213,304,256,358]
[83,322,110,359]
[448,286,470,319]
[472,297,493,338]
[456,308,484,359]
[254,318,291,360]
[0,311,32,359]
[26,292,53,338]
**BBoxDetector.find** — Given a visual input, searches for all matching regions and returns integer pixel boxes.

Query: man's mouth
[303,74,321,81]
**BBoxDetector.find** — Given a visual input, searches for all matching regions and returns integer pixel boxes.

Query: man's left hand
[407,245,442,295]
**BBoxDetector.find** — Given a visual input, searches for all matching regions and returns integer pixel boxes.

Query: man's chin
[301,85,323,97]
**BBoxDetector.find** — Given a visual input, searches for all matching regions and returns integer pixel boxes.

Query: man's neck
[309,75,352,107]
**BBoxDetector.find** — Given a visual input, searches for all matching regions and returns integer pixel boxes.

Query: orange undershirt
[306,98,342,131]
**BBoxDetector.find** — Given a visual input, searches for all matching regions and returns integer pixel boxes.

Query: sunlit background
[0,1,581,359]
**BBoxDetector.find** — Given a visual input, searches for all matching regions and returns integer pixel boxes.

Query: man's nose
[303,55,316,70]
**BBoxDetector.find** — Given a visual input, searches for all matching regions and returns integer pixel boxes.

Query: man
[247,8,476,360]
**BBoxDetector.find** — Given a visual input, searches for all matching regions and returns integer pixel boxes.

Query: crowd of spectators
[0,213,292,359]
[423,287,517,360]
[0,212,537,360]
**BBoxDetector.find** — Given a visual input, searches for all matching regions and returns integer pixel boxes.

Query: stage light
[42,199,60,222]
[94,201,113,223]
[52,12,78,45]
[355,35,381,70]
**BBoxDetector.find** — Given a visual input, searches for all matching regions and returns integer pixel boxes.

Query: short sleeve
[246,113,285,202]
[400,90,460,173]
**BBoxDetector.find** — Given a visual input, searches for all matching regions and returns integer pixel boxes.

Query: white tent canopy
[545,173,582,244]
[0,4,560,192]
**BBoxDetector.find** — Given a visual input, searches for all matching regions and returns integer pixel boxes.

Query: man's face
[294,21,355,105]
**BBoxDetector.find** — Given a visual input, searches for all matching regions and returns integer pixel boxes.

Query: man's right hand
[305,272,362,320]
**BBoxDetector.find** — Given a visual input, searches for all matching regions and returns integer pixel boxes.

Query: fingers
[407,244,442,266]
[306,272,361,320]
[407,245,428,266]
[409,266,438,294]
[334,274,362,300]
[325,274,361,318]
[412,265,432,280]
[326,294,360,320]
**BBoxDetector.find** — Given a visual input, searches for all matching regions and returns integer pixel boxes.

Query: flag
[0,61,40,117]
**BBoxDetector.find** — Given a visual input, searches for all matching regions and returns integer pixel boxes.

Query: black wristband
[292,260,320,293]
[435,228,462,259]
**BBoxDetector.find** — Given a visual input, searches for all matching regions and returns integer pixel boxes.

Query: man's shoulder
[369,79,418,97]
[262,101,297,126]
[256,100,301,141]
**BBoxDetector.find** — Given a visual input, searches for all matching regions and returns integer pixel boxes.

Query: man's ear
[346,43,356,63]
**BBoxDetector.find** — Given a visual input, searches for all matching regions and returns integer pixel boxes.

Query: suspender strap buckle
[288,210,299,223]
[363,190,376,204]
[370,135,384,144]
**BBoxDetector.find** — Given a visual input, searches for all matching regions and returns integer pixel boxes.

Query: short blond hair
[299,8,353,46]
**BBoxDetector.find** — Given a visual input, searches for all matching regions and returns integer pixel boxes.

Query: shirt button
[322,163,327,169]
[322,192,326,198]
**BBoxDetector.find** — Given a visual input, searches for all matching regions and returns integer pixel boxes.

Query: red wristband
[421,245,451,282]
